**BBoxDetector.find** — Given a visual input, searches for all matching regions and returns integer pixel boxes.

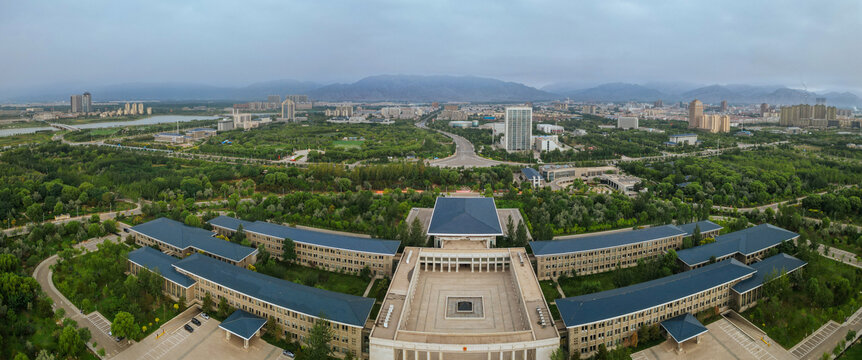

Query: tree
[306,317,334,360]
[408,217,425,247]
[233,224,246,243]
[34,351,55,360]
[13,353,30,360]
[630,329,639,347]
[549,347,567,360]
[514,221,528,247]
[282,238,297,262]
[505,215,516,244]
[58,325,83,356]
[595,344,610,360]
[218,297,231,318]
[184,214,201,227]
[265,316,280,338]
[111,311,140,340]
[692,224,702,245]
[202,293,215,313]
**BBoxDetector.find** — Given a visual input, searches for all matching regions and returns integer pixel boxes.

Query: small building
[520,168,543,188]
[668,133,698,145]
[426,197,504,248]
[532,135,563,152]
[219,310,267,349]
[186,128,216,140]
[154,132,188,144]
[597,174,641,195]
[676,224,799,270]
[537,123,565,134]
[448,120,474,128]
[660,314,709,351]
[617,116,638,129]
[539,165,617,182]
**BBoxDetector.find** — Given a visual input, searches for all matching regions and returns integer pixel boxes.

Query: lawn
[0,130,57,147]
[743,250,862,348]
[255,260,370,296]
[840,339,862,359]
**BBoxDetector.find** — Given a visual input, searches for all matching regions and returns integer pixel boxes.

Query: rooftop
[427,197,503,236]
[174,253,374,327]
[130,218,257,262]
[661,314,708,343]
[676,224,799,266]
[207,216,400,256]
[127,246,195,288]
[219,310,267,340]
[670,133,698,138]
[677,220,723,237]
[521,168,542,180]
[555,259,755,327]
[732,253,807,294]
[530,225,686,256]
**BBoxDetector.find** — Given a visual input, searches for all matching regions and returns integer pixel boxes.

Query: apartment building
[127,251,372,357]
[208,216,400,276]
[530,225,687,279]
[129,218,258,267]
[676,224,799,270]
[557,253,805,357]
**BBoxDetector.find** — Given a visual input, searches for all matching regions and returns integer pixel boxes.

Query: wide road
[417,119,523,168]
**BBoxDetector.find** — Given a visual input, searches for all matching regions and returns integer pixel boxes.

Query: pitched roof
[529,225,687,256]
[207,216,400,256]
[427,197,503,236]
[173,254,374,327]
[661,314,708,343]
[555,259,755,327]
[130,217,257,262]
[219,310,267,340]
[732,253,807,294]
[127,247,195,288]
[676,224,799,266]
[521,168,542,180]
[677,220,723,237]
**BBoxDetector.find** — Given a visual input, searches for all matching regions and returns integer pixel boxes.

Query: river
[0,115,223,137]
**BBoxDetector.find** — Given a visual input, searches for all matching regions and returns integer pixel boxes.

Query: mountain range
[1,75,859,106]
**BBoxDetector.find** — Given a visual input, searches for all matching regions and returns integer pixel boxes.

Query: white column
[243,338,248,349]
[499,351,503,360]
[427,351,431,360]
[226,331,230,340]
[456,257,459,272]
[415,349,419,360]
[403,349,407,360]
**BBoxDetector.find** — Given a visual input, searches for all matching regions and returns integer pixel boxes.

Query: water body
[0,115,222,137]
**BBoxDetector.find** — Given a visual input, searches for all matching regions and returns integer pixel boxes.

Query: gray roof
[207,216,400,256]
[173,253,373,327]
[676,224,799,266]
[732,253,807,294]
[530,225,687,256]
[219,310,267,340]
[555,259,755,327]
[677,220,723,237]
[521,168,541,179]
[130,218,257,262]
[661,314,708,343]
[427,197,503,236]
[127,247,195,288]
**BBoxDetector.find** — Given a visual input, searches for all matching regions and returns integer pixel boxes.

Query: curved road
[417,119,523,168]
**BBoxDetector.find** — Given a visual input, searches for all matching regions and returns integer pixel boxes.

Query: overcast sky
[1,0,860,91]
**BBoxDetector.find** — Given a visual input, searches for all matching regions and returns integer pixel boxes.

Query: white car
[200,313,210,320]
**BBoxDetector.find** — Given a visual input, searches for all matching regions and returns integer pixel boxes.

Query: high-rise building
[688,99,703,129]
[70,95,83,113]
[137,103,144,114]
[284,95,309,103]
[780,104,837,127]
[654,99,663,108]
[720,100,728,113]
[505,107,532,151]
[281,99,295,121]
[702,114,730,133]
[82,92,92,113]
[124,103,132,115]
[760,103,769,116]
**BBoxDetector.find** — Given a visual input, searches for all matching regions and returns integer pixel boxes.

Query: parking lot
[114,309,284,360]
[630,319,795,360]
[88,311,113,337]
[790,321,841,359]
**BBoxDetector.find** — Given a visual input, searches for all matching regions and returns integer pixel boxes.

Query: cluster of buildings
[67,92,153,118]
[325,105,355,117]
[154,127,216,144]
[779,103,859,128]
[688,100,730,133]
[69,92,92,113]
[438,104,469,121]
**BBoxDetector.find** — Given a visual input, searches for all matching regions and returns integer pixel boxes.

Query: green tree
[549,347,567,360]
[282,238,297,262]
[408,217,425,247]
[306,317,334,360]
[35,351,55,360]
[595,344,610,360]
[202,293,215,313]
[111,311,140,340]
[514,221,528,247]
[184,214,201,227]
[218,297,231,318]
[691,224,702,245]
[58,325,83,356]
[233,224,246,243]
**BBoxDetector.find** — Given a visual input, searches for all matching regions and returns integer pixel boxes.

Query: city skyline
[1,0,861,93]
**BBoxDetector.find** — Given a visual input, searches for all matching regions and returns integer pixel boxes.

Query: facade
[557,259,756,357]
[426,197,504,248]
[326,106,354,117]
[267,95,281,105]
[128,246,197,301]
[233,113,258,130]
[668,133,698,146]
[539,165,617,182]
[217,119,235,131]
[532,135,563,152]
[688,99,703,129]
[720,100,728,113]
[676,224,799,270]
[70,95,83,113]
[731,253,807,312]
[281,99,296,121]
[617,116,638,129]
[154,132,188,144]
[285,95,309,103]
[129,218,258,267]
[369,247,560,360]
[530,225,687,279]
[701,114,730,133]
[780,104,838,127]
[505,107,533,151]
[208,216,400,276]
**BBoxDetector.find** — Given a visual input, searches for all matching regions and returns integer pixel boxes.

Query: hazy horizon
[2,0,861,92]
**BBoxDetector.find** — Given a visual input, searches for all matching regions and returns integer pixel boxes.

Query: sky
[1,0,861,91]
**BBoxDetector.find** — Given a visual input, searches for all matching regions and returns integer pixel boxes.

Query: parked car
[282,350,295,358]
[184,324,194,333]
[191,317,201,326]
[200,313,209,320]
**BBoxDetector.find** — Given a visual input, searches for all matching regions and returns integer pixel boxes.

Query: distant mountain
[556,83,665,102]
[680,85,740,103]
[308,75,557,102]
[641,81,702,95]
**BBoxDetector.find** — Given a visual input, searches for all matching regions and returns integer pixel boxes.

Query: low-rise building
[530,225,687,279]
[129,218,258,267]
[128,246,197,301]
[676,224,799,270]
[537,123,565,134]
[677,220,722,239]
[426,197,504,248]
[186,128,217,140]
[617,116,638,129]
[207,216,400,276]
[520,168,543,188]
[597,174,641,195]
[539,165,618,182]
[154,132,189,144]
[731,253,807,312]
[668,133,698,146]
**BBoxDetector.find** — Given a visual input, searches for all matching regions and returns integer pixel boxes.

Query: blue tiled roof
[661,314,708,343]
[127,247,195,288]
[529,225,687,256]
[555,259,755,327]
[207,216,400,256]
[732,253,807,294]
[676,224,799,266]
[521,168,542,179]
[427,197,504,236]
[173,254,373,327]
[130,218,257,262]
[219,310,267,340]
[678,220,723,237]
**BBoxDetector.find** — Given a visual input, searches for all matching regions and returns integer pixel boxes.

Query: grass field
[0,131,57,147]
